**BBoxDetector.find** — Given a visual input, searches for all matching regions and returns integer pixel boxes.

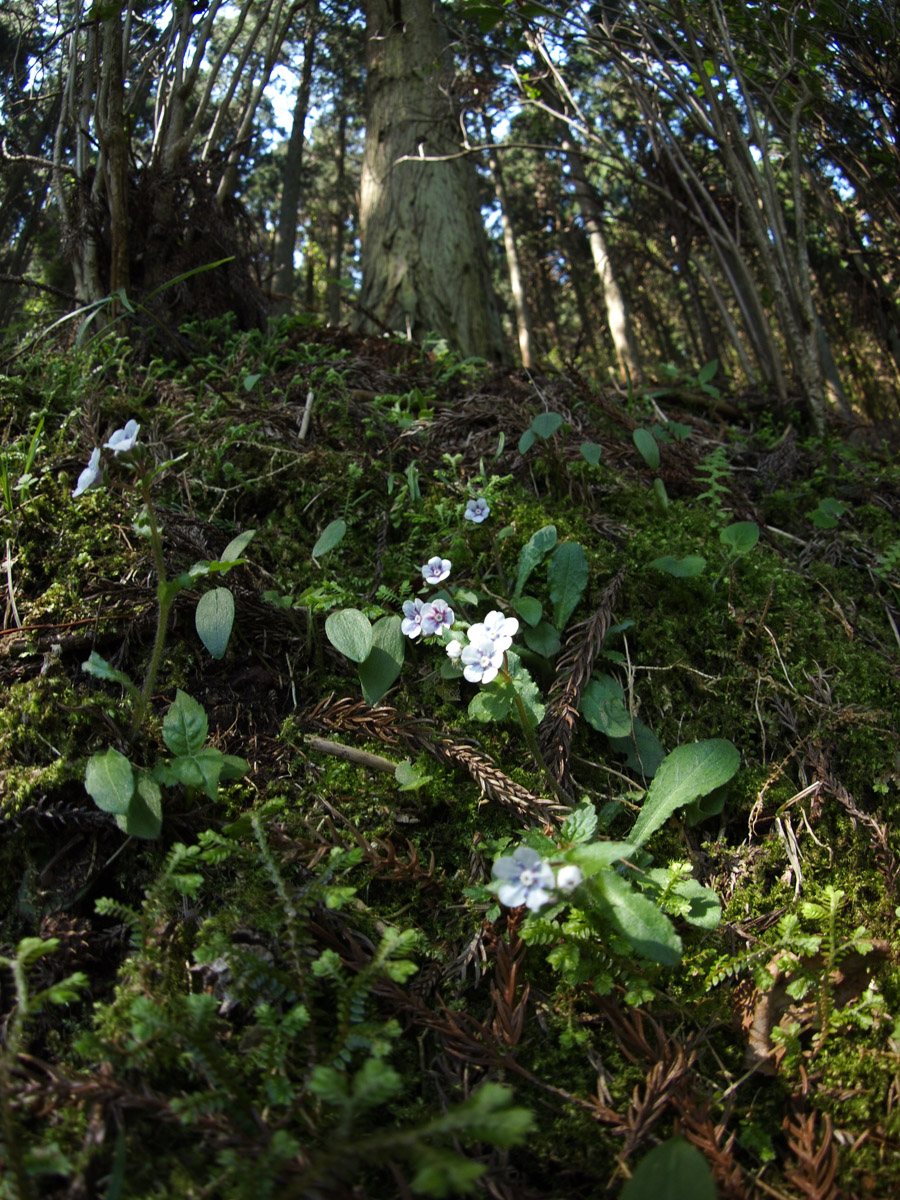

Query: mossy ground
[1,318,899,1197]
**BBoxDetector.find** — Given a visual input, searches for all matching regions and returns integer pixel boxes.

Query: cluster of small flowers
[73,419,141,497]
[401,557,456,640]
[492,846,583,911]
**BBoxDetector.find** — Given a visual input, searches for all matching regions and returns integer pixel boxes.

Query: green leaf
[607,717,665,779]
[162,690,209,757]
[649,555,706,578]
[579,441,603,466]
[358,614,404,705]
[81,652,140,700]
[195,587,235,659]
[517,428,536,454]
[653,477,670,511]
[312,518,347,559]
[697,359,719,385]
[395,759,432,791]
[622,1138,716,1200]
[115,772,163,839]
[567,841,634,877]
[530,411,564,439]
[561,799,598,844]
[549,541,588,629]
[242,373,261,391]
[509,660,545,727]
[720,521,759,556]
[523,620,561,657]
[166,747,225,801]
[633,428,660,469]
[220,753,249,781]
[325,608,373,663]
[85,748,134,814]
[630,739,740,847]
[580,675,632,738]
[515,525,557,595]
[594,869,683,965]
[512,594,543,626]
[219,528,256,563]
[469,683,514,723]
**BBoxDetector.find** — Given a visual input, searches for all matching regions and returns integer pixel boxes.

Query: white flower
[104,419,140,455]
[556,865,583,893]
[492,847,556,910]
[421,599,454,637]
[464,497,490,523]
[467,610,519,654]
[421,556,451,585]
[72,447,102,497]
[461,632,504,684]
[446,639,464,660]
[401,598,427,639]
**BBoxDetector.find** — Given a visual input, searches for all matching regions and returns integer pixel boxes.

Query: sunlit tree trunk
[358,0,506,359]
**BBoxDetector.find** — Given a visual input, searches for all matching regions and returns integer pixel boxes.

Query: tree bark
[358,0,506,360]
[326,106,349,326]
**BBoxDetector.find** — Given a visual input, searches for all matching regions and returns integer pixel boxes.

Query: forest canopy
[1,0,898,429]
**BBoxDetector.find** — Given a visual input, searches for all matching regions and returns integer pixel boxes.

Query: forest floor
[1,316,900,1199]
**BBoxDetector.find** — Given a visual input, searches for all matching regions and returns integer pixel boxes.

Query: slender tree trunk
[561,138,642,385]
[358,0,506,359]
[326,107,349,326]
[272,3,319,309]
[481,107,535,367]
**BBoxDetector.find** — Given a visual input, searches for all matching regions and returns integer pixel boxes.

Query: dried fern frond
[539,566,627,793]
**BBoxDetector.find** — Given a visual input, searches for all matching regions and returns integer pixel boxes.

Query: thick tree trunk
[326,106,349,326]
[358,0,506,360]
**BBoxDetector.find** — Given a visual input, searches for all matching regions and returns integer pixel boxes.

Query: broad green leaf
[512,594,543,626]
[220,528,256,562]
[607,717,665,779]
[220,753,249,781]
[195,587,234,659]
[630,739,740,847]
[523,620,561,658]
[549,541,588,629]
[649,554,706,578]
[509,660,545,727]
[517,428,536,454]
[561,799,598,845]
[720,521,759,556]
[81,652,139,699]
[653,476,670,510]
[162,690,209,757]
[579,441,602,466]
[567,841,634,877]
[530,411,564,439]
[515,525,556,595]
[580,675,632,738]
[325,608,373,663]
[469,684,514,724]
[358,614,404,705]
[167,746,225,800]
[633,428,660,469]
[622,1138,715,1200]
[242,373,261,391]
[312,518,347,559]
[594,869,683,965]
[116,772,162,839]
[85,748,134,814]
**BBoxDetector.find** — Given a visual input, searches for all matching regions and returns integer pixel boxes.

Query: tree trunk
[326,106,349,326]
[481,106,535,367]
[271,3,319,309]
[358,0,506,360]
[561,138,642,386]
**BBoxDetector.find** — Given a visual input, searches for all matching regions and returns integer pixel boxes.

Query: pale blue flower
[464,497,490,523]
[446,638,464,660]
[461,632,504,684]
[492,847,555,910]
[401,598,426,639]
[555,865,583,893]
[105,419,140,455]
[421,556,451,585]
[467,610,518,654]
[421,599,454,637]
[72,447,102,497]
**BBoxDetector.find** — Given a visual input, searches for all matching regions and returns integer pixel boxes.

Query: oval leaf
[195,587,235,659]
[530,411,564,439]
[622,1139,716,1200]
[549,541,588,629]
[85,748,134,814]
[220,528,256,563]
[720,521,759,556]
[649,555,706,578]
[325,608,373,663]
[312,518,347,560]
[579,441,602,466]
[633,428,660,470]
[359,615,405,705]
[630,739,740,847]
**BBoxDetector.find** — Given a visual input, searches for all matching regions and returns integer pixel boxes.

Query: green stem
[509,679,570,807]
[128,477,173,742]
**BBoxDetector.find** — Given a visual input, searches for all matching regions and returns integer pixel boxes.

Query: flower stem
[128,477,172,742]
[510,686,570,807]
